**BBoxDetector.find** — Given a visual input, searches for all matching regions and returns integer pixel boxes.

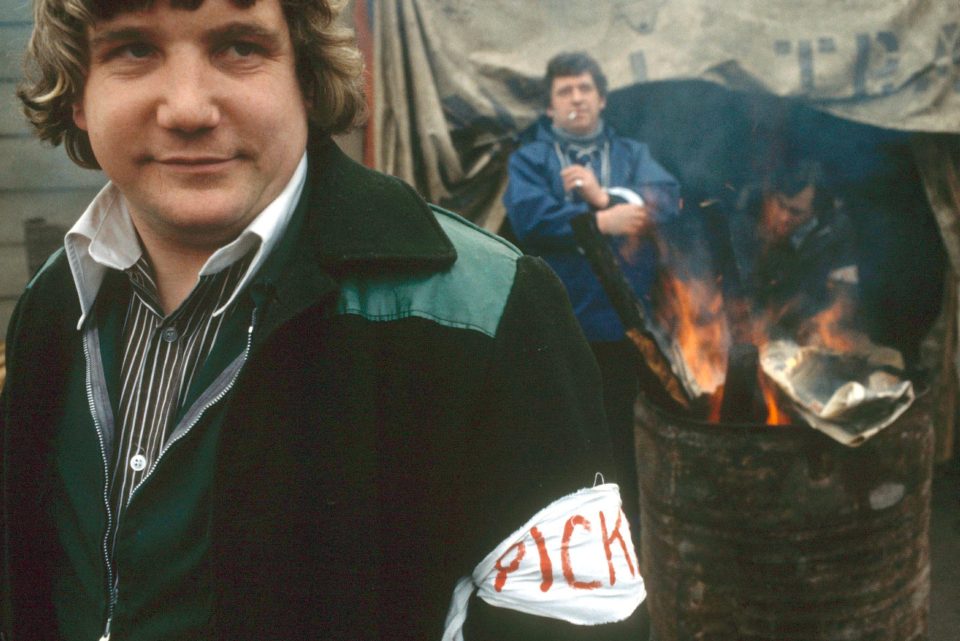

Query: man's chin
[557,122,599,137]
[131,196,261,247]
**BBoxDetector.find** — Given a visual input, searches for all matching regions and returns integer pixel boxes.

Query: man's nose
[156,55,220,132]
[773,203,793,223]
[771,207,795,235]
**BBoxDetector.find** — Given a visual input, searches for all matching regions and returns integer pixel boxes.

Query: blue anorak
[504,118,680,341]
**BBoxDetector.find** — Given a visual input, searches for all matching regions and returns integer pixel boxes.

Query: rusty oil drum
[634,394,933,641]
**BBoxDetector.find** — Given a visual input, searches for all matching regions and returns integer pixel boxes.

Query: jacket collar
[17,138,457,351]
[248,137,458,345]
[303,137,456,272]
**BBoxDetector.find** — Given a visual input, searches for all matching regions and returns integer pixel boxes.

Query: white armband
[441,483,645,641]
[607,187,644,206]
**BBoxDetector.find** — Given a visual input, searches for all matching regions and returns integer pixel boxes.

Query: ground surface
[930,460,960,641]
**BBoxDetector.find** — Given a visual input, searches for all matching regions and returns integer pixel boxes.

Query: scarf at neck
[551,119,606,147]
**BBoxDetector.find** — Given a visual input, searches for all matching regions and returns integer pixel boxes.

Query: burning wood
[655,274,728,401]
[568,195,916,442]
[648,265,915,440]
[718,343,761,423]
[650,273,916,442]
[569,213,691,410]
[652,273,796,425]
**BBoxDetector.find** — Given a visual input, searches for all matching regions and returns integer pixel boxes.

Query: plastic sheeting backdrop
[370,0,959,379]
[370,0,958,218]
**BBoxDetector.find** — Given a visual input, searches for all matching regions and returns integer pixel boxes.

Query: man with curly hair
[3,1,646,639]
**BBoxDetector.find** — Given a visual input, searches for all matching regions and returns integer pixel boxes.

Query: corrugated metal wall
[1,0,106,335]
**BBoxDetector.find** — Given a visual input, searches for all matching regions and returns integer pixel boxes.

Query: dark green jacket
[1,139,635,640]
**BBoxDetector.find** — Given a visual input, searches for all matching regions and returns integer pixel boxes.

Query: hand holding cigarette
[561,165,609,209]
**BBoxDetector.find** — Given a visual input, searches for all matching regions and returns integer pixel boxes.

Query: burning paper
[654,274,730,401]
[759,340,915,446]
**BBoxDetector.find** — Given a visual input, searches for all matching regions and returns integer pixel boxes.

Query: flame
[758,372,791,425]
[659,275,729,398]
[657,275,800,426]
[656,274,816,426]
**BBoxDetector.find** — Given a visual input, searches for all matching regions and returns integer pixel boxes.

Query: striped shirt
[109,252,254,534]
[63,154,306,554]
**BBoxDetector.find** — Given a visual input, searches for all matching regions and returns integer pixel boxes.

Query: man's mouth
[150,155,240,175]
[155,155,235,165]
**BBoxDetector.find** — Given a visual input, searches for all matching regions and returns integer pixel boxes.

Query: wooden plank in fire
[570,213,691,410]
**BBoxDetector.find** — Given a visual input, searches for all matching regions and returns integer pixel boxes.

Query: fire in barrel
[647,185,916,443]
[571,158,931,640]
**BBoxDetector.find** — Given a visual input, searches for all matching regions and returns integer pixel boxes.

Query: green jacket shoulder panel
[24,247,67,292]
[335,206,521,338]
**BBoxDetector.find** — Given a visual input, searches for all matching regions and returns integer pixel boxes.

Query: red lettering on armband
[561,515,601,590]
[599,509,637,585]
[493,541,526,592]
[529,526,553,592]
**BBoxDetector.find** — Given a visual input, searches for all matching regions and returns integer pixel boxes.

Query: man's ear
[72,101,87,131]
[546,106,555,119]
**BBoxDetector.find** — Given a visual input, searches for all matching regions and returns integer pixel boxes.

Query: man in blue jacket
[504,51,680,535]
[3,3,645,640]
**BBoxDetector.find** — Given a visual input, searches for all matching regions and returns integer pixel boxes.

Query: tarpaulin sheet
[369,0,960,458]
[372,1,960,217]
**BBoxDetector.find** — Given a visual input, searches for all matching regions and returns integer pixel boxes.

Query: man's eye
[228,41,261,57]
[120,43,153,58]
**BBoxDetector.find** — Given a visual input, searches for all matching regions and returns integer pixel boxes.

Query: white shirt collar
[65,152,308,330]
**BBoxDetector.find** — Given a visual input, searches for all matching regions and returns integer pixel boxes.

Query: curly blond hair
[17,0,367,169]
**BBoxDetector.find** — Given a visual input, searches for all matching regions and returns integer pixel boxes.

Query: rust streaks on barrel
[635,395,933,641]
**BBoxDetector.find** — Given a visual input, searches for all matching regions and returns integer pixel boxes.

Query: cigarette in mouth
[567,111,577,120]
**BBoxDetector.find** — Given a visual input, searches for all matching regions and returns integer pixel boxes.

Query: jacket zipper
[82,331,117,641]
[86,307,258,641]
[125,307,258,506]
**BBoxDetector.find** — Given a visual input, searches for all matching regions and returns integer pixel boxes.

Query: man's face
[73,0,309,253]
[547,72,605,136]
[761,184,816,240]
